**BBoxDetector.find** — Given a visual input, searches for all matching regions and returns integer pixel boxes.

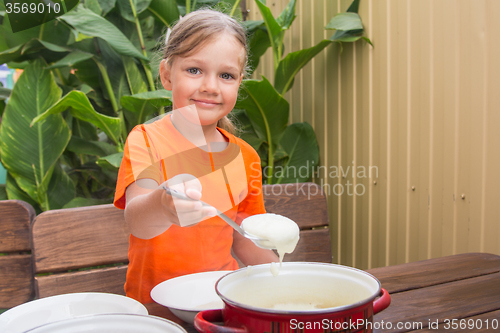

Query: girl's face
[160,33,244,127]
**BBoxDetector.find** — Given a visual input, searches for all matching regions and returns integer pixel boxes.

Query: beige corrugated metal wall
[247,0,500,269]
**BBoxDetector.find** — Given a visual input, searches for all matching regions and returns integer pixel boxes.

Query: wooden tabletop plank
[373,272,500,333]
[412,309,500,332]
[367,253,500,294]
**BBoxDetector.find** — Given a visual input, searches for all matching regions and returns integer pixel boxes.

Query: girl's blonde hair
[162,9,248,135]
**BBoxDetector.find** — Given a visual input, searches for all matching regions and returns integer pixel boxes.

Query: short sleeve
[113,125,163,210]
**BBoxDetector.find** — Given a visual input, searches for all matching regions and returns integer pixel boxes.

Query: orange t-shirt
[114,114,266,303]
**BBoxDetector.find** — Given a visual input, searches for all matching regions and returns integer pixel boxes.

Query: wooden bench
[31,182,331,299]
[0,200,36,310]
[263,183,331,263]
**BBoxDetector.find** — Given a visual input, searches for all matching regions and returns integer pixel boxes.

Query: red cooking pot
[194,263,390,333]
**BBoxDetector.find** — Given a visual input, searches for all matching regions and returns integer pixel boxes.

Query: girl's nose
[200,75,220,94]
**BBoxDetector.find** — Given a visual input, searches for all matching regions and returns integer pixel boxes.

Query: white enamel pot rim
[215,262,382,315]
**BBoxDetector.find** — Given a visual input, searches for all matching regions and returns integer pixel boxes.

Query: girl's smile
[160,32,244,128]
[191,98,221,108]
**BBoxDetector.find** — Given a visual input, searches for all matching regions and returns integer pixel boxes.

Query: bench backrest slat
[32,205,129,274]
[262,183,329,230]
[0,200,36,308]
[36,266,128,299]
[284,229,332,263]
[0,200,35,252]
[263,183,331,263]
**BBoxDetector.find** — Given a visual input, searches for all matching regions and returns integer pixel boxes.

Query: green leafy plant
[235,0,371,184]
[0,0,369,211]
[0,0,242,211]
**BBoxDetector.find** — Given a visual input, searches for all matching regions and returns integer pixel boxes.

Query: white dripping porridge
[241,213,300,276]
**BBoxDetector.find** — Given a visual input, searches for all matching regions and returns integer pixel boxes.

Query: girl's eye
[220,73,234,80]
[187,68,200,75]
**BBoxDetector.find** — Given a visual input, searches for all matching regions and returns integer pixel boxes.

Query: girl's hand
[160,174,217,227]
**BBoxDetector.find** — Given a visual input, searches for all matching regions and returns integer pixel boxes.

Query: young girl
[113,9,278,304]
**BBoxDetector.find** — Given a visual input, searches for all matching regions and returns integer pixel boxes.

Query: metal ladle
[162,186,275,250]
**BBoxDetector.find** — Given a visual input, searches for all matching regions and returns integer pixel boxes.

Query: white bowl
[0,292,147,333]
[151,271,231,324]
[24,313,186,333]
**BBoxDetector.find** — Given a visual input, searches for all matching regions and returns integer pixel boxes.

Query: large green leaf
[46,50,94,69]
[70,38,97,55]
[60,5,148,60]
[242,19,265,32]
[67,136,118,157]
[72,117,99,141]
[5,173,40,213]
[247,26,271,75]
[325,12,363,31]
[233,109,265,153]
[0,185,6,201]
[273,144,288,163]
[84,87,108,109]
[2,13,72,49]
[0,100,5,118]
[227,0,243,18]
[275,0,296,30]
[255,0,284,68]
[122,56,148,95]
[85,0,103,15]
[98,0,117,16]
[31,40,70,53]
[0,87,11,99]
[147,0,180,27]
[274,39,332,95]
[276,122,319,184]
[0,24,9,53]
[235,78,288,142]
[330,29,372,48]
[46,163,76,209]
[121,90,172,125]
[0,38,70,64]
[235,77,288,156]
[96,39,131,107]
[0,44,23,64]
[73,58,102,91]
[347,0,361,13]
[97,152,123,169]
[5,61,30,69]
[31,91,122,145]
[84,0,117,17]
[1,16,36,48]
[63,196,110,208]
[326,0,371,46]
[0,59,70,208]
[117,0,152,22]
[87,165,118,190]
[0,86,9,115]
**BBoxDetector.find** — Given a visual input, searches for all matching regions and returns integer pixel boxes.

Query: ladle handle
[213,208,246,236]
[162,186,246,236]
[194,309,247,333]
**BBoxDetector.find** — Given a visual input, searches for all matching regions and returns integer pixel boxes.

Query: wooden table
[146,253,500,332]
[368,253,500,332]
